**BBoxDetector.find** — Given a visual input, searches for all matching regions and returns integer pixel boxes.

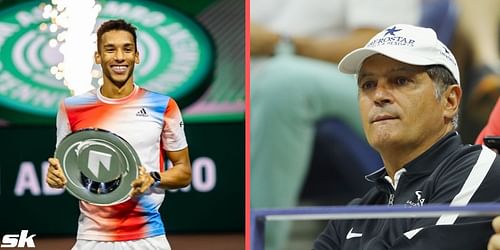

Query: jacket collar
[366,131,462,182]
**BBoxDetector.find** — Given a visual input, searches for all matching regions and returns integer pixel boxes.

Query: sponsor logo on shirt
[136,108,148,117]
[345,227,362,239]
[405,190,426,207]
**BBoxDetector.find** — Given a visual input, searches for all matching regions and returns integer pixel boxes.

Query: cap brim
[338,47,438,75]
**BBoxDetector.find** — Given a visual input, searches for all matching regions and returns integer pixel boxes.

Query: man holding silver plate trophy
[46,19,192,250]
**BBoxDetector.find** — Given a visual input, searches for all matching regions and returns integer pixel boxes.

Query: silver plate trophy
[54,128,140,206]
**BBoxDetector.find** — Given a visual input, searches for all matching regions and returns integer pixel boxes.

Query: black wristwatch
[149,171,162,187]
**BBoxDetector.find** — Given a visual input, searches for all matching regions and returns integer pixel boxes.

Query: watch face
[151,171,161,182]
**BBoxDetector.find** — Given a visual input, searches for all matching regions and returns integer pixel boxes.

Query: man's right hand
[46,157,67,189]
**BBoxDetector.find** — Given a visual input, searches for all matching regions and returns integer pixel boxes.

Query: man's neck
[380,127,453,180]
[381,148,421,180]
[100,81,134,99]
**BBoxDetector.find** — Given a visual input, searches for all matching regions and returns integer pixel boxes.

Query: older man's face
[357,54,448,153]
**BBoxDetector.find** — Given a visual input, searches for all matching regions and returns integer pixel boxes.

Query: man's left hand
[130,166,154,197]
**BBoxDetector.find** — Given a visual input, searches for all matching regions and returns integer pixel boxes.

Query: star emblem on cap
[384,26,402,36]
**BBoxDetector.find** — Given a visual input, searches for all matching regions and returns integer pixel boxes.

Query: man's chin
[112,81,127,88]
[367,132,399,149]
[109,77,130,88]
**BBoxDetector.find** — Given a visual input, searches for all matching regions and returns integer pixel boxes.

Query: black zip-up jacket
[314,132,500,250]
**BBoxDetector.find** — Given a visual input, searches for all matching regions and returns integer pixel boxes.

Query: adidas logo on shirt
[136,108,148,117]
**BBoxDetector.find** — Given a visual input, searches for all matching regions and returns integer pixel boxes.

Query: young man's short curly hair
[96,19,137,51]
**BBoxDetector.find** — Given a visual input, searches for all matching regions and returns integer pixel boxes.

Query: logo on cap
[440,45,457,66]
[384,26,402,36]
[367,25,415,48]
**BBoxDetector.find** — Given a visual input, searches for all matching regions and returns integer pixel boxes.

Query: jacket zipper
[388,193,395,206]
[387,171,406,206]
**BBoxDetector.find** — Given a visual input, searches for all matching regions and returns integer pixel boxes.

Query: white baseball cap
[338,24,460,85]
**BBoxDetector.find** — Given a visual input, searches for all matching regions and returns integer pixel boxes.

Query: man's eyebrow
[103,43,134,48]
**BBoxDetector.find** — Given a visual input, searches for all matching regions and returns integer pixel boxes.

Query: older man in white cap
[313,24,500,250]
